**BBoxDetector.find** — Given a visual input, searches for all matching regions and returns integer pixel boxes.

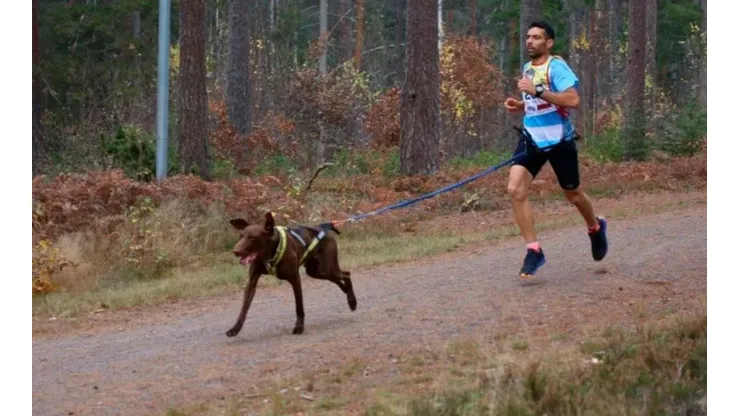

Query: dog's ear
[264,211,275,233]
[230,219,249,230]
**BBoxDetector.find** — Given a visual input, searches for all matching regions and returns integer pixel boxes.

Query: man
[504,20,608,280]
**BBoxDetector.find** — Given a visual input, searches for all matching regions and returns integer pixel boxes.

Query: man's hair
[529,20,555,40]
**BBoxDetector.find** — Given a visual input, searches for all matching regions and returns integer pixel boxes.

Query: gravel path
[32,207,707,416]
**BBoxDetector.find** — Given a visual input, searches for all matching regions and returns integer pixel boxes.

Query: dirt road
[32,207,707,416]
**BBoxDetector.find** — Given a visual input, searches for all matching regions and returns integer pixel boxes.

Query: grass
[166,308,706,416]
[33,190,705,318]
[33,261,283,318]
[378,313,707,416]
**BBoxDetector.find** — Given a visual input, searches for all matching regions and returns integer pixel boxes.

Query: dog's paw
[292,326,304,335]
[225,327,241,337]
[348,298,357,311]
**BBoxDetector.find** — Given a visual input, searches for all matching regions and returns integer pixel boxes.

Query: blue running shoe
[519,248,546,279]
[589,217,608,261]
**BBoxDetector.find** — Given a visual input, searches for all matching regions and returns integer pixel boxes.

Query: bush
[584,128,624,163]
[101,124,179,182]
[656,98,707,157]
[365,87,401,149]
[449,151,509,170]
[32,240,76,295]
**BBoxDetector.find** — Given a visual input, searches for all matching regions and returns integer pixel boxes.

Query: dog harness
[264,226,329,276]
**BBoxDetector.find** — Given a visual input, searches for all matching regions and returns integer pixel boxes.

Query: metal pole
[155,0,171,183]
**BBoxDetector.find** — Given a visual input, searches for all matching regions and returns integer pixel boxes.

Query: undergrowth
[31,148,706,304]
[367,313,707,416]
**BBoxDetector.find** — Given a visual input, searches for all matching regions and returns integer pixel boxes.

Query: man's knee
[508,166,533,202]
[507,181,528,202]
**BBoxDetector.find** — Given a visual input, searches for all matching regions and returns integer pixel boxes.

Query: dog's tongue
[240,253,258,266]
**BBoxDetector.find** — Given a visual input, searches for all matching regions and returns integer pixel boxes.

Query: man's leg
[508,165,538,243]
[563,188,598,228]
[508,140,547,278]
[549,140,609,261]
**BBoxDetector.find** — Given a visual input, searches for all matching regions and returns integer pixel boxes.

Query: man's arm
[543,59,581,109]
[504,97,525,113]
[539,87,580,109]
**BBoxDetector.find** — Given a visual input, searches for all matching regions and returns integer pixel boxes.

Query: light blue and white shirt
[521,55,579,149]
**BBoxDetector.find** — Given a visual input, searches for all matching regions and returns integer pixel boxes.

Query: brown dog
[226,212,357,337]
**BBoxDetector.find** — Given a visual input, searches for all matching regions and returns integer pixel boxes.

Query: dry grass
[166,308,706,416]
[371,312,707,416]
[32,190,705,318]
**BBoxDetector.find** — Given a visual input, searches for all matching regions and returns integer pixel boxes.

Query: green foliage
[329,148,401,177]
[656,98,707,157]
[657,0,704,90]
[382,149,401,176]
[584,129,624,163]
[622,112,651,161]
[449,151,509,170]
[101,124,178,181]
[325,149,374,176]
[254,154,297,176]
[250,148,402,178]
[38,0,177,120]
[34,0,706,176]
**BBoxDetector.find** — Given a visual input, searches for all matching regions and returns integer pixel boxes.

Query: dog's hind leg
[339,270,357,311]
[287,273,305,334]
[226,269,261,337]
[305,258,357,311]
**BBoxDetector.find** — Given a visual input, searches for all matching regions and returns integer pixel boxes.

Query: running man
[503,20,608,279]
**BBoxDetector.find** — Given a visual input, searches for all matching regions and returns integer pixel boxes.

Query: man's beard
[528,49,543,59]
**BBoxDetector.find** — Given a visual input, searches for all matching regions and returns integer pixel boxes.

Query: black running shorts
[512,137,580,190]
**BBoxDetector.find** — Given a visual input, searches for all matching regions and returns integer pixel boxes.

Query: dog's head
[230,212,277,266]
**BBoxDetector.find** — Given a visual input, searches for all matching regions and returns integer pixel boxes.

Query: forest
[32,0,707,296]
[32,0,706,179]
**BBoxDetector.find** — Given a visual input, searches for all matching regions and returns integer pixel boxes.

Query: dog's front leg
[287,274,305,334]
[226,269,261,337]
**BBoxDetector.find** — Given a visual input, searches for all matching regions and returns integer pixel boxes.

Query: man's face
[526,27,553,59]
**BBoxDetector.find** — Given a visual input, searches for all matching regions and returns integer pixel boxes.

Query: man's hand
[517,77,536,96]
[504,97,524,113]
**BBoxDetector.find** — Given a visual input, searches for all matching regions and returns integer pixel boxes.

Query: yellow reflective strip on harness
[298,228,327,266]
[266,227,326,275]
[299,236,321,266]
[265,226,287,276]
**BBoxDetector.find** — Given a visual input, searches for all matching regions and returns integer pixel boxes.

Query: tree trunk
[319,0,328,75]
[394,0,406,81]
[400,0,440,175]
[581,7,596,137]
[438,0,444,52]
[316,0,329,166]
[354,0,365,70]
[607,0,622,102]
[32,0,43,176]
[340,0,353,62]
[623,0,647,160]
[226,0,252,142]
[269,0,276,33]
[645,0,657,87]
[179,0,211,180]
[644,0,657,136]
[593,1,610,133]
[566,0,582,133]
[132,10,141,41]
[520,0,542,69]
[697,0,706,108]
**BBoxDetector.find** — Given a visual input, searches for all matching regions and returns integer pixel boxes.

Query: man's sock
[526,241,541,252]
[588,222,601,233]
